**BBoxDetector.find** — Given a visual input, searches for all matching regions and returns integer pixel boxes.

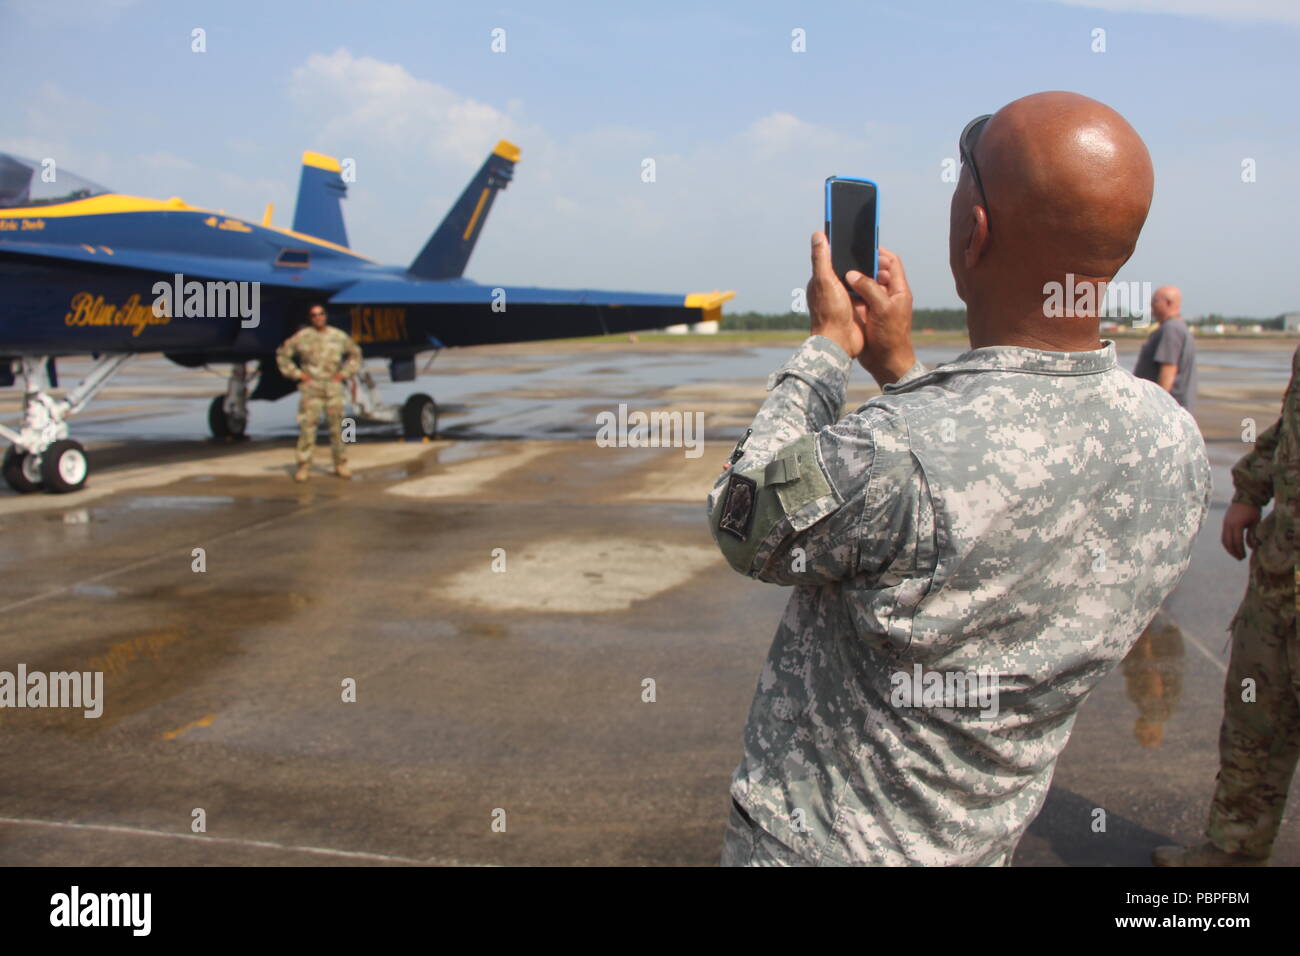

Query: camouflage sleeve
[707,336,922,586]
[1230,417,1280,507]
[339,330,362,379]
[1232,350,1297,507]
[728,335,854,461]
[885,359,928,390]
[275,331,303,381]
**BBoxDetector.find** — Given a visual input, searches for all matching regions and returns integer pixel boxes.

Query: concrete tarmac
[0,335,1296,866]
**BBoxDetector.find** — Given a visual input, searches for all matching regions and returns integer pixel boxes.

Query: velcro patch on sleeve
[772,434,836,531]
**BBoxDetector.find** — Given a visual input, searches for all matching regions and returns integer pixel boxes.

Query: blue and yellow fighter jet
[0,143,733,492]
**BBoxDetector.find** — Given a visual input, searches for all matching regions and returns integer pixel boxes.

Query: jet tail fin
[408,140,518,280]
[292,151,349,248]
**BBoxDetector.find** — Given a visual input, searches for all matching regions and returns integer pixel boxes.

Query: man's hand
[1221,501,1261,560]
[300,374,312,385]
[806,231,866,360]
[331,372,344,383]
[844,247,917,387]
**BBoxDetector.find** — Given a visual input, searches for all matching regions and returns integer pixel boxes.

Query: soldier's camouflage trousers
[1206,555,1299,858]
[296,382,347,466]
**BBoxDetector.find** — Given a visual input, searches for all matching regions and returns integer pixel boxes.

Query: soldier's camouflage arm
[707,336,926,586]
[1234,345,1300,508]
[340,332,363,380]
[275,332,303,381]
[1231,416,1280,508]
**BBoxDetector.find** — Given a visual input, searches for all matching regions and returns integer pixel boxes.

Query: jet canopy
[0,153,110,209]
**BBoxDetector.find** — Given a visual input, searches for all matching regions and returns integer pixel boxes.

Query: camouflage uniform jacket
[275,324,362,384]
[708,335,1210,865]
[1229,345,1299,576]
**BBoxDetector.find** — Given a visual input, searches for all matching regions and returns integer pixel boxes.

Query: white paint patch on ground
[441,537,721,612]
[385,442,556,499]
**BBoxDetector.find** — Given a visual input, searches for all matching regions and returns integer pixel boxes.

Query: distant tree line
[723,308,969,331]
[1190,314,1288,329]
[722,310,1290,331]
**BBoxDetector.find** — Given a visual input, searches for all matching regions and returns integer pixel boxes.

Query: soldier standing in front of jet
[275,304,362,482]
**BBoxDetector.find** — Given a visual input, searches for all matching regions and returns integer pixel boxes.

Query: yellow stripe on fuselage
[0,194,197,219]
[0,193,373,261]
[263,223,372,260]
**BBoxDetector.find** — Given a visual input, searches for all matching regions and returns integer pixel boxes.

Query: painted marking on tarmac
[0,816,489,866]
[0,503,325,616]
[1180,625,1229,675]
[161,713,216,740]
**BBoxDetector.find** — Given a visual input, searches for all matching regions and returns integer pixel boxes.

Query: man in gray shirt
[1134,286,1198,409]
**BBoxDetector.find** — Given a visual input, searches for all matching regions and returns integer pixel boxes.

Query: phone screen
[825,178,878,282]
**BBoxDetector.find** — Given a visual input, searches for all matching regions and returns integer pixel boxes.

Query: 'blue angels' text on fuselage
[65,291,170,337]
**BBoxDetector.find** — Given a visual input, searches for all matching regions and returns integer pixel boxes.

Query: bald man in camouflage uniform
[1156,345,1300,866]
[710,93,1210,866]
[276,304,362,481]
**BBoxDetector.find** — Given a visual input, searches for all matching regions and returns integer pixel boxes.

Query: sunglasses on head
[959,114,993,227]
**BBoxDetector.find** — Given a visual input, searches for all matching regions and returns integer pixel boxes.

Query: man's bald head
[1152,285,1182,323]
[950,91,1155,349]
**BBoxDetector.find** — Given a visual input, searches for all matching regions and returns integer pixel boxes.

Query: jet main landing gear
[350,369,438,440]
[208,363,250,440]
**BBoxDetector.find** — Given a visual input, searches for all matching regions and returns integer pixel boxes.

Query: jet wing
[328,279,735,348]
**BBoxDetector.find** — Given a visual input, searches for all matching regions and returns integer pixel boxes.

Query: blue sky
[1,0,1296,316]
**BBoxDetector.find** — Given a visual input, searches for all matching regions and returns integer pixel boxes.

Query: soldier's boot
[1152,842,1268,867]
[294,463,310,482]
[334,463,352,480]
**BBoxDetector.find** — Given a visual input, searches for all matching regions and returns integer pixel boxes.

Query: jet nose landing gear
[208,363,250,440]
[0,353,132,494]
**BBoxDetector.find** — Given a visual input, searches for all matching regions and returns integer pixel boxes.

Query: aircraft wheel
[401,393,438,440]
[2,446,44,493]
[209,395,248,440]
[40,440,88,494]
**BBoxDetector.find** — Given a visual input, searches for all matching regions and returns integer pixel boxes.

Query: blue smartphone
[824,176,878,282]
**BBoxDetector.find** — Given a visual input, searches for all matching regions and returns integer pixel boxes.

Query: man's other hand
[1221,501,1261,560]
[331,372,344,383]
[845,247,917,387]
[807,232,866,360]
[300,374,312,385]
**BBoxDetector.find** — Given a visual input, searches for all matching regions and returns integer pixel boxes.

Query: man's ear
[963,205,989,269]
